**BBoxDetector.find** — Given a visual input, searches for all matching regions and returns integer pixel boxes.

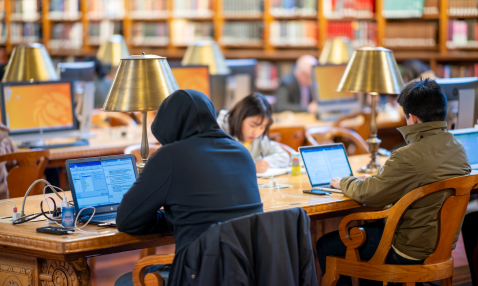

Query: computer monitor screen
[171,66,211,98]
[451,129,478,165]
[68,157,137,210]
[312,64,355,102]
[1,81,75,135]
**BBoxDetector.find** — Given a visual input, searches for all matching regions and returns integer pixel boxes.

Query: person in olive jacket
[317,79,471,286]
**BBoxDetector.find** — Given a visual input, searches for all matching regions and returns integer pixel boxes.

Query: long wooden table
[0,154,386,286]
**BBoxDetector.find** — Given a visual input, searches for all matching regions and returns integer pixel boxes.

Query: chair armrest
[133,254,175,286]
[338,208,391,261]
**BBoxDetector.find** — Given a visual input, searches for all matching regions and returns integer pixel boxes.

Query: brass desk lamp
[97,34,130,67]
[181,40,230,75]
[102,53,179,170]
[337,46,404,173]
[319,37,354,65]
[2,43,58,82]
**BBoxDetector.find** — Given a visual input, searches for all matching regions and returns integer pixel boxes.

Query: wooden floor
[89,235,472,286]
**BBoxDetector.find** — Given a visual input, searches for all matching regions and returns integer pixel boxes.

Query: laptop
[450,128,478,174]
[299,143,354,193]
[65,154,138,225]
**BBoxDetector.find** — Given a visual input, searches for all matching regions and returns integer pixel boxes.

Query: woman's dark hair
[228,93,273,141]
[397,79,447,122]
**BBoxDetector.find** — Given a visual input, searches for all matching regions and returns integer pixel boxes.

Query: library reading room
[1,0,478,285]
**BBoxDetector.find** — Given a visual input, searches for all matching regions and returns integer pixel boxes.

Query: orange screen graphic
[3,83,74,132]
[172,67,210,98]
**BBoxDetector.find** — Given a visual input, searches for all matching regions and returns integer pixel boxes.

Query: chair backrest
[92,110,138,128]
[341,175,478,266]
[0,149,50,198]
[124,144,161,164]
[269,126,306,151]
[306,126,368,155]
[334,111,371,140]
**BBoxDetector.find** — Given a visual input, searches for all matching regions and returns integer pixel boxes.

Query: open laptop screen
[68,157,136,209]
[453,131,478,165]
[301,145,353,186]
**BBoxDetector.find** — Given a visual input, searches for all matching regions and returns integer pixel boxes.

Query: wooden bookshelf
[0,0,476,69]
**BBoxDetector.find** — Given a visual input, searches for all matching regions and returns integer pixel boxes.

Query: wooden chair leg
[321,257,339,286]
[441,276,453,286]
[88,257,96,271]
[140,247,156,258]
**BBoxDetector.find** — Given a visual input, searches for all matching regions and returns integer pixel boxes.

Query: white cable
[20,179,67,218]
[74,206,99,234]
[0,200,17,208]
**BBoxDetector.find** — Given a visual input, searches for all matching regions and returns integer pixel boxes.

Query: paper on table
[257,168,289,178]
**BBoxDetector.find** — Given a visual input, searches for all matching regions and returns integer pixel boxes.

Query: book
[88,20,122,45]
[327,21,376,48]
[448,0,478,17]
[130,0,168,19]
[49,22,83,50]
[447,19,478,49]
[88,0,125,20]
[11,0,42,22]
[132,22,169,46]
[382,0,425,19]
[223,0,263,17]
[10,22,42,44]
[49,0,81,20]
[323,0,374,19]
[256,61,294,91]
[170,19,213,46]
[436,63,478,78]
[383,22,437,47]
[270,0,316,17]
[220,21,263,46]
[173,0,213,18]
[269,20,317,47]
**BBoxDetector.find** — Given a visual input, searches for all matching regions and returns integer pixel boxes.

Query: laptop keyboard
[313,187,342,193]
[85,213,117,222]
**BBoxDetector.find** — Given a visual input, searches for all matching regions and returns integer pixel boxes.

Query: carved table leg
[39,258,91,286]
[0,253,37,286]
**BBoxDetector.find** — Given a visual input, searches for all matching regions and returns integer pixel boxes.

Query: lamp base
[137,160,147,172]
[357,162,380,174]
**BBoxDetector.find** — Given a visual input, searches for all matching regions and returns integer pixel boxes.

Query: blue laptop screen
[301,145,352,186]
[68,158,136,209]
[454,132,478,165]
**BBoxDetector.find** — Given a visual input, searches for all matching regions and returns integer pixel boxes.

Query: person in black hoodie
[115,89,264,285]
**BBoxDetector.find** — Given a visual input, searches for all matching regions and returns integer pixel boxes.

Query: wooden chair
[124,144,162,164]
[0,150,50,198]
[322,175,478,286]
[334,111,372,141]
[269,126,306,151]
[91,110,138,128]
[306,126,369,155]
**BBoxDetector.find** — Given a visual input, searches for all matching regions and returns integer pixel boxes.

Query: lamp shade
[337,46,405,94]
[102,54,179,112]
[2,43,58,82]
[181,40,230,75]
[97,35,130,67]
[319,37,354,65]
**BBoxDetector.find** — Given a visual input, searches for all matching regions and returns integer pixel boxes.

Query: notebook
[65,154,138,225]
[299,143,354,193]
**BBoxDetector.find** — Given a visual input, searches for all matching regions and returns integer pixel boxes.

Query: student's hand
[330,177,342,189]
[307,101,318,114]
[255,160,270,173]
[357,174,372,180]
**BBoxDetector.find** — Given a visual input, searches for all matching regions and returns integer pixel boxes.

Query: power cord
[0,200,20,221]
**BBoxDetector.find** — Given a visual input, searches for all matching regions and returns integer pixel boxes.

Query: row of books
[132,22,169,46]
[383,22,437,47]
[256,61,294,91]
[447,19,478,49]
[172,0,213,18]
[49,0,81,20]
[10,22,41,44]
[448,0,478,17]
[270,0,317,17]
[0,22,6,44]
[11,0,41,21]
[88,0,125,20]
[382,0,439,18]
[130,0,168,19]
[0,48,6,63]
[0,0,5,20]
[220,22,263,46]
[327,21,377,48]
[269,20,317,46]
[170,19,213,46]
[322,0,374,19]
[49,22,82,49]
[88,20,122,45]
[223,0,263,17]
[436,64,478,78]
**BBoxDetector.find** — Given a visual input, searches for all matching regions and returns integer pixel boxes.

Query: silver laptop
[299,143,353,193]
[450,128,478,174]
[65,154,138,225]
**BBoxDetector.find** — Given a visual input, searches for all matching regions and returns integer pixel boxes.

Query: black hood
[151,89,231,145]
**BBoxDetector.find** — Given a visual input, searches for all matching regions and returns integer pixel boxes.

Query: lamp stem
[358,92,382,174]
[138,111,149,172]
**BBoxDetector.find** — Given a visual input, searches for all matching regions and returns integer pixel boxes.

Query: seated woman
[217,93,290,173]
[115,89,263,286]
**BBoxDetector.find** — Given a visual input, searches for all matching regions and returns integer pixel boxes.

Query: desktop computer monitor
[0,80,82,145]
[312,64,361,115]
[224,59,257,109]
[171,66,211,98]
[435,77,478,130]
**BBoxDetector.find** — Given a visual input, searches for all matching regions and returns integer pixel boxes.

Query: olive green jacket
[340,121,471,260]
